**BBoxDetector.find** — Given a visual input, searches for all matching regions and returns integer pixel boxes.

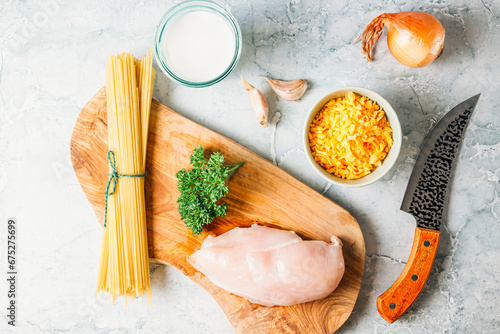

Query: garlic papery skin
[242,77,269,128]
[265,78,307,101]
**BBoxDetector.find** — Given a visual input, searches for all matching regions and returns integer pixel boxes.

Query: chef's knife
[377,94,480,323]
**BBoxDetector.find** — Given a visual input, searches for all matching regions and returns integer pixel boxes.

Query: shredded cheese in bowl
[308,92,393,180]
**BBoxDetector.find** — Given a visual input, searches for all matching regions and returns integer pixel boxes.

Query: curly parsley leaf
[176,145,244,235]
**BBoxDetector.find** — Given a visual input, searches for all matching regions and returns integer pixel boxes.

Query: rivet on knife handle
[377,227,440,323]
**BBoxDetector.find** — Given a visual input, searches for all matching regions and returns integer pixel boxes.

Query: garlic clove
[265,78,308,101]
[242,76,269,128]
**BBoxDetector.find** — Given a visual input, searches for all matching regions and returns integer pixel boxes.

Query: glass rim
[154,0,242,88]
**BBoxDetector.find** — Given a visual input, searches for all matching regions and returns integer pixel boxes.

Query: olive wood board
[70,88,365,333]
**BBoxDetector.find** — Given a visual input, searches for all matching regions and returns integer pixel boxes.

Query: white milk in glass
[163,11,236,82]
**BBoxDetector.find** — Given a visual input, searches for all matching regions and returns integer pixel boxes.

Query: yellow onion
[356,11,445,68]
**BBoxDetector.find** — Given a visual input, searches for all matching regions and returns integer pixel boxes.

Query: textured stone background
[0,0,499,333]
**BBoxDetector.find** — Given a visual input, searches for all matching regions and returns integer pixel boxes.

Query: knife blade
[376,94,480,323]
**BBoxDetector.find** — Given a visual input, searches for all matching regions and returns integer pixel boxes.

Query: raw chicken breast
[188,224,344,306]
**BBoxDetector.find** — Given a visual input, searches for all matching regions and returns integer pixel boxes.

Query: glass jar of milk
[155,0,242,88]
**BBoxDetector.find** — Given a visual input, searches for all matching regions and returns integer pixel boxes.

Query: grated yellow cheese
[309,92,393,179]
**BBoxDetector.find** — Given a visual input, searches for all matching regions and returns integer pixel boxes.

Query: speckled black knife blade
[400,94,480,230]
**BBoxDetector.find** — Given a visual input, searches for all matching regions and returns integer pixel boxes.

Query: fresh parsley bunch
[176,145,244,235]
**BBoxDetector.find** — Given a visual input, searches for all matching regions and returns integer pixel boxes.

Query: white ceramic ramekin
[303,87,402,188]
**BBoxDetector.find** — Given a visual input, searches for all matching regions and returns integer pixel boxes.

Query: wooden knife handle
[377,227,440,323]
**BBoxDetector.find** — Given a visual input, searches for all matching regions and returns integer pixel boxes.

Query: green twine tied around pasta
[104,150,146,227]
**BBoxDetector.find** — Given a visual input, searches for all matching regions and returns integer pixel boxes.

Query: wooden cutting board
[71,88,365,333]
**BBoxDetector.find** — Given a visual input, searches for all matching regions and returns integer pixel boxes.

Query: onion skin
[357,11,445,68]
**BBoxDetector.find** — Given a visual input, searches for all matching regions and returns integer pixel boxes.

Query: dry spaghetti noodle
[96,50,155,304]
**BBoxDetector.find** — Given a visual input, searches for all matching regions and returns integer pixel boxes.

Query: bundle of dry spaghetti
[96,50,155,304]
